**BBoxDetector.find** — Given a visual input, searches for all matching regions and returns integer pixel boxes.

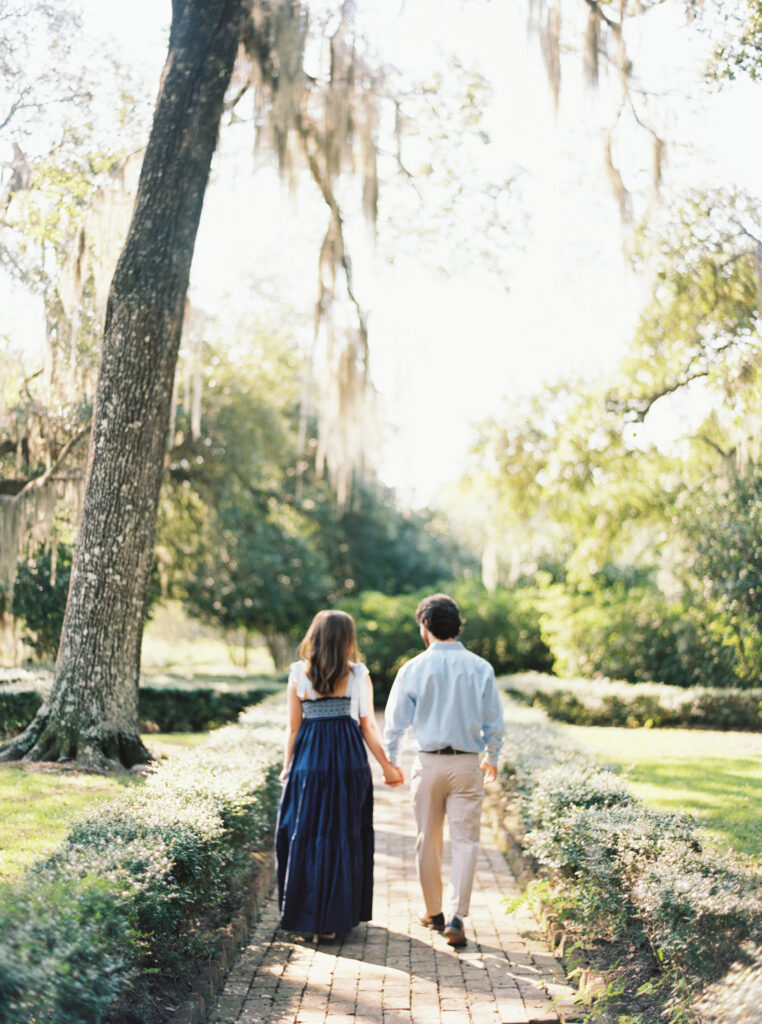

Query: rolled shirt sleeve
[481,667,505,766]
[383,668,415,765]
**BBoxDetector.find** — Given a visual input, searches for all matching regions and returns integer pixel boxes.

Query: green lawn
[0,768,132,882]
[562,725,762,859]
[0,733,206,882]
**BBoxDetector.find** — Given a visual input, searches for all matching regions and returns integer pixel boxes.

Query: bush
[0,874,139,1024]
[0,677,280,738]
[138,685,278,731]
[11,544,73,662]
[341,581,552,703]
[0,698,284,1023]
[505,672,762,731]
[537,579,737,688]
[0,688,44,739]
[501,699,762,1001]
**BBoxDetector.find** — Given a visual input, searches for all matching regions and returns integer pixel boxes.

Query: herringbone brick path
[206,742,578,1024]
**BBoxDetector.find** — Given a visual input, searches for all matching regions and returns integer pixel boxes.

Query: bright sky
[8,0,762,506]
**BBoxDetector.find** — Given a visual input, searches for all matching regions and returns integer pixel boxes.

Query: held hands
[480,759,498,785]
[383,763,405,787]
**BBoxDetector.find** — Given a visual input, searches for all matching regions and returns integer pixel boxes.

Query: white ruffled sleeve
[354,663,371,719]
[289,661,311,699]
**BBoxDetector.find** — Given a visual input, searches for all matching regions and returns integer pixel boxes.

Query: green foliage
[0,689,44,739]
[0,873,140,1024]
[536,575,736,688]
[158,338,469,655]
[0,699,283,1022]
[506,673,762,731]
[341,581,551,703]
[340,590,422,698]
[441,191,762,695]
[561,724,762,858]
[685,461,762,684]
[11,544,73,661]
[138,685,277,732]
[501,701,762,1012]
[0,680,278,738]
[185,494,332,649]
[711,0,762,81]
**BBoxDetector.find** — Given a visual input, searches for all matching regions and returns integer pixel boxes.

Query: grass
[141,601,274,676]
[562,724,762,859]
[0,768,133,882]
[0,606,280,883]
[0,733,208,882]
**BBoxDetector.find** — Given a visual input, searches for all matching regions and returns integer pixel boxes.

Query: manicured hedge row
[0,683,280,738]
[0,698,284,1024]
[504,671,762,731]
[501,698,762,1019]
[0,687,44,738]
[139,685,278,732]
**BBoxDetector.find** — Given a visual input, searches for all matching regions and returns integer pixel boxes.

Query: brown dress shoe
[444,916,467,947]
[418,911,445,931]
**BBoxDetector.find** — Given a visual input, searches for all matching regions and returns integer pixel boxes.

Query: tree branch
[12,426,89,499]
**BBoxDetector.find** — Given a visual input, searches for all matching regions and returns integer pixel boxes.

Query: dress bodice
[288,661,370,722]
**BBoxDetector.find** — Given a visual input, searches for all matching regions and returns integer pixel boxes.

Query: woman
[276,610,403,939]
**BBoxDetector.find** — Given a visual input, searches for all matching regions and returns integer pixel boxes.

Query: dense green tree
[683,461,762,684]
[11,544,72,662]
[185,495,331,670]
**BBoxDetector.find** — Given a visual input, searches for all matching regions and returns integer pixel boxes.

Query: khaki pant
[410,752,484,920]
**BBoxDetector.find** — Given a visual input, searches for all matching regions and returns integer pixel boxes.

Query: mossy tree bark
[0,0,247,769]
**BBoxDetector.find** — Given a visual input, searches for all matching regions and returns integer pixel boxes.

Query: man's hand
[480,759,497,785]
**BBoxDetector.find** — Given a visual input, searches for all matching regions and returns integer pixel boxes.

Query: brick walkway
[206,747,579,1024]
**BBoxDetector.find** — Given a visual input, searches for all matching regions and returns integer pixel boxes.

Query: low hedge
[0,687,44,738]
[501,699,762,1021]
[505,672,762,731]
[0,681,280,738]
[0,697,283,1024]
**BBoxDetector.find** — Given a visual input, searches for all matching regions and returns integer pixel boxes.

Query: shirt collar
[428,640,464,650]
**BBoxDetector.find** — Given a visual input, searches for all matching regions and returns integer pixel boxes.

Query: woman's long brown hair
[299,610,358,696]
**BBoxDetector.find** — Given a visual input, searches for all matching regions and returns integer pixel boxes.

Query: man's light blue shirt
[383,640,505,766]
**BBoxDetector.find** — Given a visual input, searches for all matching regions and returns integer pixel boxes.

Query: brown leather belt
[428,747,470,755]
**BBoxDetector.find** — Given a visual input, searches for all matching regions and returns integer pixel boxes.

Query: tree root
[0,712,152,771]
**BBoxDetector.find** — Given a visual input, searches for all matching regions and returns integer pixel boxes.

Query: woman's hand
[383,764,404,787]
[279,765,290,784]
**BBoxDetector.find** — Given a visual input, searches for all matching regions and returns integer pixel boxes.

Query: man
[383,593,505,948]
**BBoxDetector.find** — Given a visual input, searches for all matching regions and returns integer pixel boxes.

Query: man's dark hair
[415,593,463,640]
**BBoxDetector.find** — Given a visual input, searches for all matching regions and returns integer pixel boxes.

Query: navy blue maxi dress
[276,663,374,935]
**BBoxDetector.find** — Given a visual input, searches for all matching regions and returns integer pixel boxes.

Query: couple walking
[275,593,505,949]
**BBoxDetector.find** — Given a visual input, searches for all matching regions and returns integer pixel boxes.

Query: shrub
[11,544,73,662]
[694,945,762,1022]
[501,698,762,986]
[537,579,736,688]
[138,685,277,731]
[0,698,284,1023]
[0,688,44,739]
[0,873,140,1024]
[505,672,762,731]
[0,677,280,738]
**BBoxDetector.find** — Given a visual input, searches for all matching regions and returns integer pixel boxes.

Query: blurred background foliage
[1,2,761,704]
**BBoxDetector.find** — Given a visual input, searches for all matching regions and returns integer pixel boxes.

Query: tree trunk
[264,632,296,672]
[0,0,246,769]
